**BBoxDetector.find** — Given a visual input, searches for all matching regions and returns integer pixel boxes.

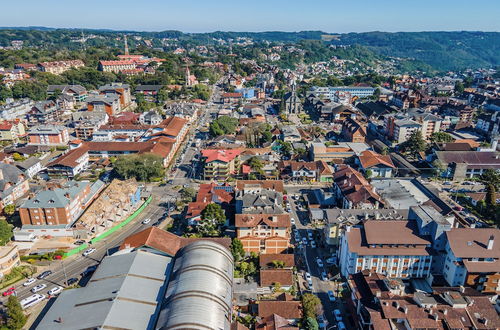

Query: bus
[20,294,46,309]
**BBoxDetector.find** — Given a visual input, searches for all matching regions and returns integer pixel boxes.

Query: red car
[2,287,15,296]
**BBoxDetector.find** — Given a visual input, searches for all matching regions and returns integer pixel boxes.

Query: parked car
[290,217,296,225]
[47,286,63,296]
[311,241,317,248]
[326,257,337,265]
[81,265,97,276]
[302,238,308,246]
[308,231,314,241]
[333,309,342,322]
[66,278,79,286]
[31,284,47,293]
[327,290,336,302]
[316,258,324,268]
[305,272,313,287]
[74,240,85,245]
[337,321,346,330]
[37,270,52,280]
[321,271,328,281]
[23,278,36,287]
[2,287,15,296]
[317,315,327,329]
[82,248,96,257]
[142,218,151,224]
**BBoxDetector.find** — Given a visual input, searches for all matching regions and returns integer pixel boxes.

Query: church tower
[124,35,129,55]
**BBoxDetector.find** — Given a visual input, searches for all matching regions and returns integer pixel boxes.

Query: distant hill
[0,27,498,72]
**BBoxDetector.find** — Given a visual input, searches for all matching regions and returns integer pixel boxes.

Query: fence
[64,196,153,257]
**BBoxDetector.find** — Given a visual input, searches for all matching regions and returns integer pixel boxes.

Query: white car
[290,217,296,225]
[320,271,328,281]
[82,248,96,257]
[47,286,63,296]
[305,272,313,288]
[142,218,151,224]
[311,241,317,248]
[327,290,336,302]
[326,257,337,265]
[316,258,324,268]
[333,309,343,322]
[31,284,47,293]
[23,278,36,287]
[308,231,314,241]
[337,321,346,330]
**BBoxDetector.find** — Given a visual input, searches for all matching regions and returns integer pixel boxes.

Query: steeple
[124,35,129,55]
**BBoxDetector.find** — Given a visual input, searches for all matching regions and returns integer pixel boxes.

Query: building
[235,214,291,254]
[72,111,109,140]
[339,221,433,278]
[28,125,69,145]
[19,181,91,228]
[0,98,33,120]
[384,116,421,144]
[357,150,395,178]
[15,157,42,179]
[201,149,241,180]
[26,101,60,125]
[184,66,198,86]
[99,83,132,109]
[0,120,25,141]
[278,160,334,182]
[347,270,500,330]
[257,293,302,324]
[135,85,164,97]
[279,125,302,143]
[98,60,136,73]
[0,163,29,210]
[139,110,163,125]
[0,246,21,278]
[86,94,121,116]
[186,183,234,226]
[443,228,500,293]
[47,84,87,103]
[310,86,375,99]
[341,117,367,143]
[333,165,383,209]
[260,269,294,290]
[407,108,443,140]
[434,151,500,180]
[309,142,356,162]
[37,60,85,75]
[283,83,302,114]
[46,147,89,178]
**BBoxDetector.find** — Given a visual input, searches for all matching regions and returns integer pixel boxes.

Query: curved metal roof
[156,240,234,330]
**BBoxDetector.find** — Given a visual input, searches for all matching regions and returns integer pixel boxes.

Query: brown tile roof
[158,116,188,137]
[256,314,298,330]
[236,180,284,193]
[120,227,231,256]
[47,147,88,168]
[84,141,174,158]
[333,165,383,206]
[235,214,290,228]
[260,269,293,287]
[358,150,395,169]
[446,228,500,259]
[258,300,302,320]
[364,221,431,245]
[259,254,295,268]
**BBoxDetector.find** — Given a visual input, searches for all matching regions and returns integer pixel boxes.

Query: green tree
[198,203,226,237]
[180,187,197,202]
[301,293,323,319]
[248,156,264,176]
[399,131,426,158]
[209,116,239,137]
[230,238,245,262]
[113,153,164,181]
[364,169,373,179]
[271,260,285,268]
[3,204,15,216]
[5,295,27,330]
[454,80,465,94]
[486,184,497,206]
[11,153,25,162]
[480,169,500,189]
[0,219,13,245]
[304,317,319,330]
[430,132,453,143]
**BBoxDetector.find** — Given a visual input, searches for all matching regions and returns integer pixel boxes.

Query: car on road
[83,248,96,257]
[74,240,85,245]
[290,217,296,225]
[2,287,15,296]
[305,272,313,288]
[311,241,317,248]
[333,309,342,322]
[326,257,337,265]
[317,315,327,329]
[308,231,314,241]
[337,321,346,330]
[316,258,324,268]
[66,278,78,286]
[31,284,47,293]
[23,278,36,286]
[327,290,336,302]
[37,270,52,280]
[142,218,151,224]
[81,265,97,276]
[47,286,63,296]
[302,238,308,246]
[320,271,328,281]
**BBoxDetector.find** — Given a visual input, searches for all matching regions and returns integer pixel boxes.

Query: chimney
[443,309,448,315]
[459,286,465,293]
[431,313,439,321]
[403,306,408,314]
[487,235,494,250]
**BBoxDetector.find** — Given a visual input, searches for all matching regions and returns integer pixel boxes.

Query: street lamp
[60,259,68,286]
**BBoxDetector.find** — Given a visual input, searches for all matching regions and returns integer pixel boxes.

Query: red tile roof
[260,269,293,287]
[201,149,242,163]
[358,150,395,169]
[235,214,290,228]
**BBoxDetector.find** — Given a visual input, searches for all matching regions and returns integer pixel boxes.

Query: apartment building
[0,246,21,278]
[87,95,121,116]
[0,120,26,141]
[310,86,375,99]
[46,147,89,178]
[235,213,291,254]
[72,111,109,140]
[26,101,60,125]
[37,60,85,75]
[341,117,367,143]
[28,125,69,145]
[99,83,132,108]
[339,220,433,279]
[0,98,33,120]
[201,149,241,180]
[47,84,87,103]
[98,60,136,73]
[384,115,421,143]
[0,163,30,210]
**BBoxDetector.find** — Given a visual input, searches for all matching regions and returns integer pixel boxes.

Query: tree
[5,295,27,330]
[454,80,465,94]
[230,238,245,262]
[3,204,15,216]
[432,159,446,177]
[209,116,239,137]
[399,131,426,157]
[304,317,319,330]
[486,184,497,206]
[198,203,226,237]
[113,153,164,181]
[248,156,264,176]
[364,169,373,179]
[480,169,500,189]
[271,260,285,268]
[180,187,197,202]
[11,153,25,162]
[301,293,323,319]
[0,219,13,245]
[430,132,453,143]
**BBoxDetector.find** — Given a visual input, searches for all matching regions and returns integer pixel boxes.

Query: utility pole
[61,259,68,286]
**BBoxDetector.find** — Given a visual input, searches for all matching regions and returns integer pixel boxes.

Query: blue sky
[2,0,499,33]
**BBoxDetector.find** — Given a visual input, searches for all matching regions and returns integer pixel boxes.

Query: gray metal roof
[37,249,173,330]
[21,181,89,209]
[156,240,234,330]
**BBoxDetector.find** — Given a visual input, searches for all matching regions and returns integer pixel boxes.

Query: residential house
[37,60,84,75]
[186,183,234,226]
[255,314,298,330]
[135,85,164,97]
[28,125,69,145]
[139,110,163,125]
[0,163,30,209]
[280,125,302,143]
[201,149,241,180]
[257,293,302,324]
[476,110,500,139]
[443,228,500,293]
[0,120,26,141]
[260,269,294,290]
[47,85,87,103]
[341,117,367,143]
[46,147,89,178]
[0,98,33,120]
[333,165,383,209]
[26,101,60,125]
[15,157,42,179]
[279,160,334,182]
[99,84,132,109]
[221,92,243,104]
[72,111,109,140]
[357,150,395,178]
[259,254,295,270]
[339,221,433,278]
[235,214,290,254]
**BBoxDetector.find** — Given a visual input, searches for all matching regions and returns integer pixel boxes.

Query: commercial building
[86,95,121,116]
[333,165,383,209]
[28,125,69,145]
[434,151,500,180]
[310,86,375,99]
[0,246,21,278]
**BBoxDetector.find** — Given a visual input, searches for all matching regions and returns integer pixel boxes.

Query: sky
[2,0,499,33]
